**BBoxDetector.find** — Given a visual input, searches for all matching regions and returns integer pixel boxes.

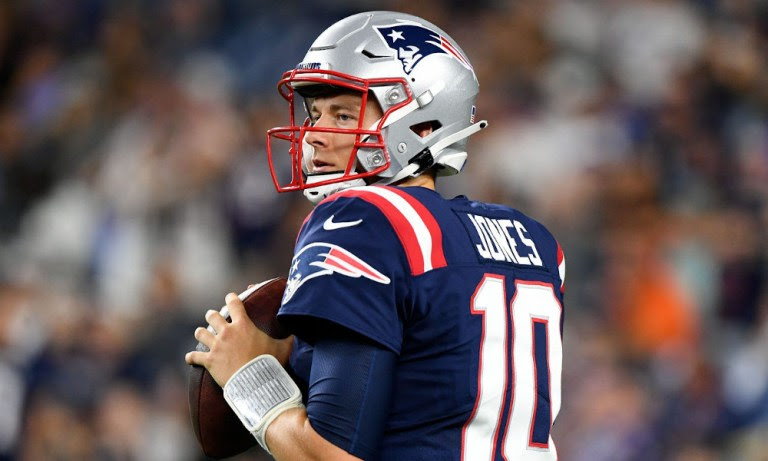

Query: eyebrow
[309,102,361,114]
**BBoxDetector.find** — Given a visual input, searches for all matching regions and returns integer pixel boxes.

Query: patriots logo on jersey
[374,22,472,74]
[283,242,391,303]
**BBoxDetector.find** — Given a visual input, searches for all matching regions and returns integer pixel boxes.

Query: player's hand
[185,293,293,387]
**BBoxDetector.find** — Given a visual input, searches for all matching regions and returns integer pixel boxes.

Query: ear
[410,121,434,138]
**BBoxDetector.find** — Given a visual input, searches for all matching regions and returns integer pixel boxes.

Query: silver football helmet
[266,11,487,203]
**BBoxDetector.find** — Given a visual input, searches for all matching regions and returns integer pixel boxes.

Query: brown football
[188,277,289,459]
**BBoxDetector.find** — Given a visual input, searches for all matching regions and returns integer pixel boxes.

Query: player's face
[304,93,383,174]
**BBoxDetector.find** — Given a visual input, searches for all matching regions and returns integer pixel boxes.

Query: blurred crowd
[0,0,766,460]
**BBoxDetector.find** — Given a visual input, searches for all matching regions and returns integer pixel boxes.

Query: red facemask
[266,68,411,193]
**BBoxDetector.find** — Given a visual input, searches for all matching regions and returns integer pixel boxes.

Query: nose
[303,128,327,149]
[304,116,329,149]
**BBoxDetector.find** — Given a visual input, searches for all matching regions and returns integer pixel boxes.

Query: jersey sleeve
[277,190,410,353]
[305,336,396,458]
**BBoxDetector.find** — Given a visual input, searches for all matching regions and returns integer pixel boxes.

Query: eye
[337,113,358,124]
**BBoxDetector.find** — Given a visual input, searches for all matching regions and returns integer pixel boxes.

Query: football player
[186,10,566,460]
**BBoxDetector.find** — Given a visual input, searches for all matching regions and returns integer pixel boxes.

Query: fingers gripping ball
[188,277,289,459]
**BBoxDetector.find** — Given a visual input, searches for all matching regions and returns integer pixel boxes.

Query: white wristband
[223,355,304,453]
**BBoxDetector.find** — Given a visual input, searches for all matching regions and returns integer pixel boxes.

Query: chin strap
[380,119,488,185]
[303,173,366,204]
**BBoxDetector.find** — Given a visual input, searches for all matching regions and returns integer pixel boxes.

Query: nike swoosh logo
[323,215,363,231]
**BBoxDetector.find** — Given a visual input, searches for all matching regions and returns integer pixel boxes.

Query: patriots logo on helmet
[283,242,391,303]
[374,22,472,74]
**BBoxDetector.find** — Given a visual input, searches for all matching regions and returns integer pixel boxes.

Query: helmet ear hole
[410,120,441,138]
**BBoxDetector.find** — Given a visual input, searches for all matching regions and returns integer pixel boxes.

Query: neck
[397,171,435,190]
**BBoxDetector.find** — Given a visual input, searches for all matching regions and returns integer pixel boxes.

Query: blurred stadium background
[0,0,766,460]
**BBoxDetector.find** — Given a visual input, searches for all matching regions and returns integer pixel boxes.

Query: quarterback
[186,10,565,460]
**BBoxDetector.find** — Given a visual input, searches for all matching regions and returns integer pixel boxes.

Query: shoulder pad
[308,186,447,275]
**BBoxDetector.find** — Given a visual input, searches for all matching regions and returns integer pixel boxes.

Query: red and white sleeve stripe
[557,243,566,294]
[321,186,447,275]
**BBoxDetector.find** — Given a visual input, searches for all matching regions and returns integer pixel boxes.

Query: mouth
[311,158,339,173]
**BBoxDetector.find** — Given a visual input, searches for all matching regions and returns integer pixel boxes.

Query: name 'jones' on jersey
[466,213,543,266]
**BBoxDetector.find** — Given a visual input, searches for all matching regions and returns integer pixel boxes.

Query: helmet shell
[300,11,479,178]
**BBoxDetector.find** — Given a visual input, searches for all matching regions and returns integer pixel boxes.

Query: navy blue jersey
[278,185,565,461]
